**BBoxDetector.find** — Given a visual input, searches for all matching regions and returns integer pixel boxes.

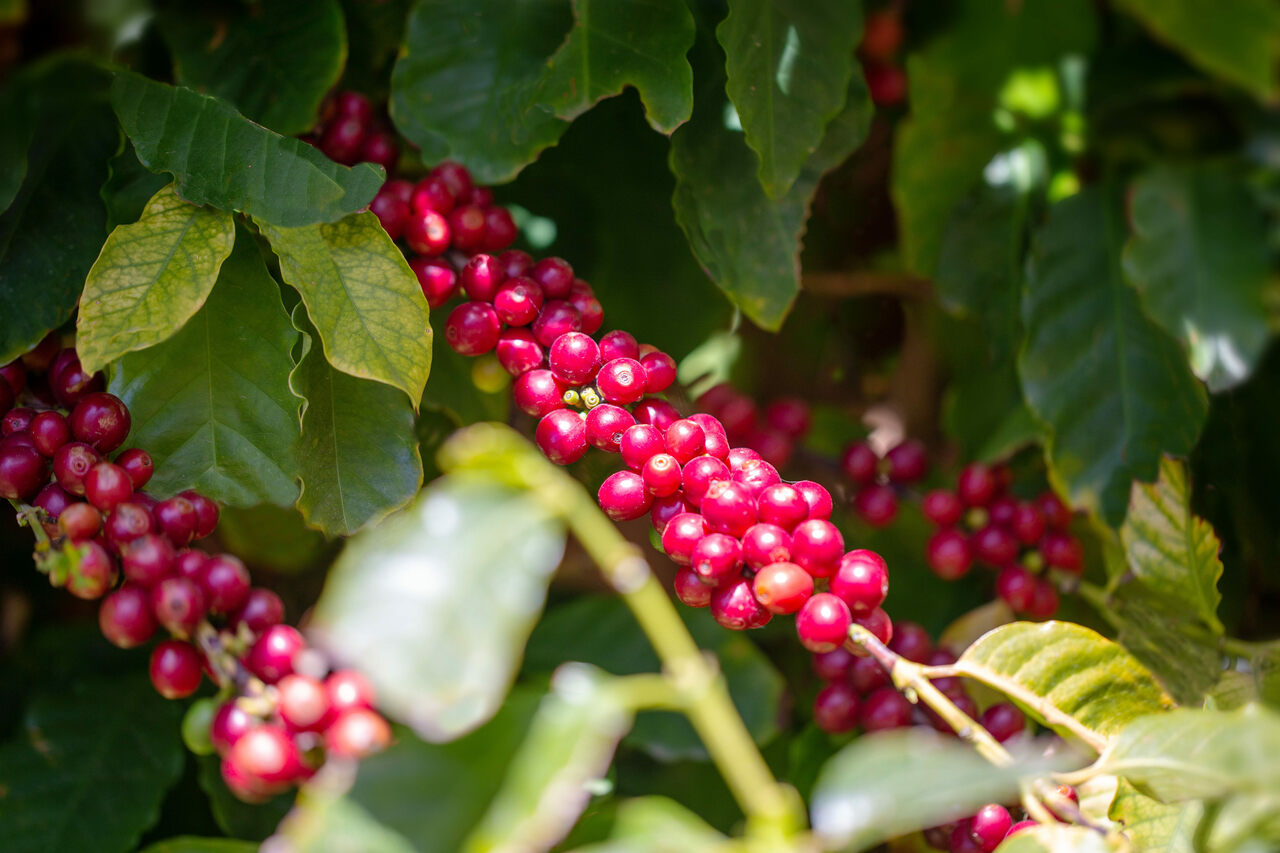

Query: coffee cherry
[660,512,708,565]
[445,302,502,356]
[1025,578,1059,619]
[813,681,861,733]
[493,277,545,327]
[495,328,544,376]
[1041,531,1083,573]
[830,549,889,613]
[731,459,781,502]
[752,561,813,614]
[482,207,518,252]
[51,442,99,495]
[701,480,757,538]
[865,63,907,107]
[100,585,158,647]
[979,702,1025,743]
[175,548,208,581]
[812,645,858,681]
[325,708,392,759]
[153,496,197,545]
[51,357,104,407]
[1010,503,1047,545]
[858,686,913,731]
[67,540,114,600]
[105,501,154,547]
[860,9,903,62]
[326,669,376,714]
[887,620,932,663]
[548,332,600,386]
[853,482,898,527]
[585,404,635,453]
[922,489,964,526]
[228,724,305,792]
[661,420,703,464]
[0,444,45,500]
[211,701,256,755]
[536,409,587,465]
[641,453,682,497]
[632,398,680,431]
[369,187,409,239]
[459,253,502,302]
[599,330,639,362]
[885,439,928,483]
[926,529,973,580]
[150,640,204,699]
[29,411,69,457]
[531,257,574,299]
[638,351,676,393]
[674,567,713,608]
[531,301,582,347]
[649,493,689,533]
[58,501,102,540]
[513,370,566,417]
[115,448,153,490]
[996,564,1037,612]
[754,484,807,531]
[84,462,133,511]
[569,290,603,336]
[1035,490,1071,529]
[33,482,73,519]
[412,175,456,214]
[841,442,878,484]
[680,455,730,507]
[619,423,664,471]
[948,821,985,853]
[710,577,771,630]
[957,463,998,506]
[245,624,305,684]
[320,114,366,164]
[151,576,207,637]
[792,480,833,520]
[278,674,332,732]
[201,554,252,613]
[1005,820,1037,839]
[405,209,451,256]
[122,533,177,586]
[972,524,1018,567]
[231,588,286,633]
[796,593,852,653]
[691,533,743,585]
[851,655,891,693]
[741,523,791,569]
[852,606,893,647]
[597,471,652,521]
[988,496,1017,528]
[791,519,844,578]
[69,392,131,452]
[409,257,459,308]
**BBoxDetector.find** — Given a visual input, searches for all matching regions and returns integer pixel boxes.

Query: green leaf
[391,0,694,184]
[101,141,171,230]
[109,230,301,507]
[278,788,417,853]
[421,342,511,426]
[1095,704,1280,802]
[811,728,1056,850]
[1120,456,1224,633]
[216,503,331,573]
[891,0,1095,274]
[953,621,1175,752]
[1106,582,1223,708]
[258,212,432,405]
[1112,0,1280,100]
[1108,779,1202,853]
[0,676,185,853]
[670,71,871,329]
[1123,163,1272,392]
[997,824,1123,853]
[139,839,260,853]
[942,357,1041,463]
[158,0,346,136]
[196,755,294,842]
[569,797,727,853]
[1019,187,1208,526]
[0,84,30,214]
[717,0,861,198]
[111,72,382,227]
[311,479,565,741]
[463,666,632,852]
[78,184,236,373]
[289,306,423,536]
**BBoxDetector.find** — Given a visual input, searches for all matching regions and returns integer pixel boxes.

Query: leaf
[1120,456,1224,633]
[1106,582,1223,708]
[110,230,301,507]
[463,666,633,853]
[942,357,1041,463]
[216,503,331,574]
[568,797,728,853]
[77,184,236,372]
[1123,163,1272,392]
[717,0,861,198]
[310,479,566,741]
[810,728,1057,850]
[111,72,383,227]
[0,84,30,214]
[139,839,260,853]
[102,141,172,230]
[1108,779,1202,853]
[196,755,295,842]
[277,788,418,853]
[289,306,423,536]
[1019,187,1208,526]
[1095,704,1280,802]
[891,0,1096,274]
[0,676,185,853]
[670,70,871,329]
[1112,0,1280,100]
[953,621,1175,752]
[421,342,511,427]
[157,0,346,136]
[258,212,432,405]
[997,824,1123,853]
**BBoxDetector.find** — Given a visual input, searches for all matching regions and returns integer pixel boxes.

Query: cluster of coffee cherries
[839,437,929,527]
[0,340,390,802]
[695,384,813,471]
[921,463,1082,619]
[860,5,907,107]
[303,91,400,174]
[926,785,1079,853]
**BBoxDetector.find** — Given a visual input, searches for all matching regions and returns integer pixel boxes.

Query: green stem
[8,499,51,548]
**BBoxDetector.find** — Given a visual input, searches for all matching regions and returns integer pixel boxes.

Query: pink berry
[122,533,176,586]
[922,489,964,527]
[445,301,502,356]
[885,439,927,483]
[926,529,973,580]
[691,532,743,585]
[201,554,252,613]
[680,455,730,507]
[674,567,712,608]
[853,606,893,646]
[460,253,504,302]
[700,480,757,538]
[404,209,451,256]
[585,403,635,452]
[531,301,582,347]
[482,207,517,252]
[792,480,833,520]
[548,332,600,386]
[791,519,844,578]
[639,351,676,393]
[495,328,545,376]
[620,423,666,471]
[841,442,878,484]
[796,593,852,652]
[752,561,813,614]
[409,256,459,308]
[853,483,898,527]
[813,681,860,733]
[598,330,639,362]
[513,370,566,417]
[277,674,332,732]
[660,512,707,565]
[732,458,781,500]
[244,624,305,684]
[327,670,376,713]
[632,398,680,431]
[859,686,913,731]
[325,708,392,759]
[99,585,157,648]
[230,587,285,633]
[493,277,544,327]
[149,640,204,699]
[741,523,791,569]
[594,358,647,405]
[150,576,207,637]
[597,471,652,521]
[84,461,133,511]
[710,577,770,630]
[536,409,587,465]
[970,805,1012,853]
[957,463,998,507]
[211,701,255,755]
[531,257,574,299]
[829,549,889,613]
[641,453,683,497]
[756,483,808,531]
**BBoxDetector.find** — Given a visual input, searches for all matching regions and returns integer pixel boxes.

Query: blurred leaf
[1112,0,1280,100]
[954,621,1175,751]
[196,755,295,842]
[139,838,259,853]
[811,729,1054,850]
[0,85,31,214]
[259,212,432,405]
[158,0,346,135]
[102,141,171,230]
[611,754,741,834]
[78,184,236,373]
[341,0,413,97]
[311,479,565,741]
[1106,582,1223,707]
[938,599,1015,653]
[1124,163,1272,392]
[1019,187,1208,526]
[568,797,727,853]
[391,0,694,184]
[112,72,382,227]
[278,787,417,853]
[942,357,1041,463]
[1203,793,1280,853]
[215,503,331,573]
[111,230,301,506]
[422,341,510,427]
[290,306,423,536]
[717,0,861,198]
[1108,779,1201,853]
[997,824,1123,853]
[676,331,742,399]
[0,676,184,853]
[464,666,633,853]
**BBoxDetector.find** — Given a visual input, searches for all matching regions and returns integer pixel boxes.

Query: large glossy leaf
[391,0,694,184]
[157,0,346,136]
[111,72,383,227]
[891,0,1095,275]
[1123,163,1272,392]
[139,839,259,853]
[110,231,300,506]
[258,212,432,405]
[811,729,1055,850]
[1019,187,1208,526]
[1112,0,1280,99]
[1095,705,1280,802]
[101,141,171,230]
[78,184,236,373]
[216,503,331,574]
[0,84,29,214]
[310,479,565,741]
[670,71,871,329]
[289,306,423,536]
[1108,779,1201,853]
[953,621,1175,752]
[0,676,184,853]
[569,797,727,853]
[1119,456,1223,633]
[717,0,861,198]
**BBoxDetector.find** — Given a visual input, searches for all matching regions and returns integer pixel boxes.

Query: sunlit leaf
[568,797,728,853]
[1108,779,1201,853]
[997,824,1123,853]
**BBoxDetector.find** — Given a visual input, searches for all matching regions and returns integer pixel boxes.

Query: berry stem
[8,499,51,548]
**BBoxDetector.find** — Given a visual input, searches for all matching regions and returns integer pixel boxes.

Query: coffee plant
[1,1,1278,851]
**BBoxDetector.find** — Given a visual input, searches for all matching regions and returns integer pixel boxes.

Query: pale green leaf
[997,824,1123,853]
[1108,779,1201,853]
[569,797,728,853]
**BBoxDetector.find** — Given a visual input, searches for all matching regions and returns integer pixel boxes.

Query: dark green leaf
[717,0,861,198]
[310,479,565,741]
[1123,163,1272,392]
[421,341,511,426]
[139,838,259,853]
[341,0,413,97]
[942,357,1041,463]
[78,184,237,373]
[0,676,185,853]
[216,503,331,573]
[1019,187,1208,526]
[0,85,30,214]
[101,141,171,230]
[259,212,432,405]
[111,72,383,227]
[158,0,346,135]
[1108,779,1201,853]
[110,230,301,507]
[196,755,294,842]
[568,797,727,853]
[289,306,424,536]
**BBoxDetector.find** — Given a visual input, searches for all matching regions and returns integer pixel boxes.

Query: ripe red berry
[325,708,392,759]
[568,291,603,336]
[114,447,153,490]
[853,483,898,527]
[796,593,852,653]
[409,256,459,308]
[619,423,664,471]
[412,175,456,214]
[649,493,688,533]
[175,548,209,581]
[972,524,1019,567]
[0,445,45,500]
[228,724,306,793]
[58,501,102,540]
[201,554,252,613]
[710,577,770,630]
[531,300,582,347]
[445,302,502,356]
[680,455,730,507]
[841,441,878,484]
[405,209,451,256]
[536,409,587,465]
[632,398,679,432]
[852,606,893,647]
[660,512,708,565]
[1005,820,1037,839]
[674,567,713,607]
[84,462,133,511]
[636,351,676,394]
[151,576,207,637]
[888,620,932,663]
[1025,578,1059,619]
[482,207,518,252]
[513,370,566,417]
[865,63,907,107]
[701,480,758,538]
[922,489,964,527]
[531,257,574,299]
[813,681,861,733]
[979,702,1025,743]
[211,701,255,756]
[153,496,198,545]
[361,132,400,173]
[278,674,332,732]
[691,533,743,585]
[995,564,1037,612]
[150,640,204,699]
[100,585,158,648]
[599,330,639,362]
[1011,503,1047,545]
[493,277,544,327]
[597,471,651,521]
[105,501,154,547]
[548,332,600,386]
[752,561,813,614]
[460,253,503,302]
[122,533,176,586]
[326,669,375,714]
[369,186,409,240]
[70,392,131,452]
[830,549,889,613]
[67,539,114,600]
[851,655,891,692]
[792,480,833,520]
[494,328,544,376]
[732,457,781,500]
[755,483,807,531]
[641,453,682,497]
[858,686,913,731]
[231,588,286,634]
[1035,490,1072,529]
[926,529,973,580]
[957,463,999,507]
[791,519,844,578]
[245,624,305,684]
[886,440,928,483]
[812,645,858,682]
[29,411,69,457]
[1041,531,1083,573]
[585,404,635,453]
[741,523,791,569]
[178,490,219,539]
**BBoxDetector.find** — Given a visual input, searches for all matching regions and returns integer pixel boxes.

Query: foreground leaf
[110,231,300,506]
[139,839,259,853]
[310,479,565,740]
[278,788,417,853]
[1108,779,1201,853]
[953,621,1175,752]
[998,824,1122,853]
[112,72,382,227]
[1019,187,1208,525]
[0,676,184,853]
[78,184,236,372]
[570,797,728,853]
[259,212,432,405]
